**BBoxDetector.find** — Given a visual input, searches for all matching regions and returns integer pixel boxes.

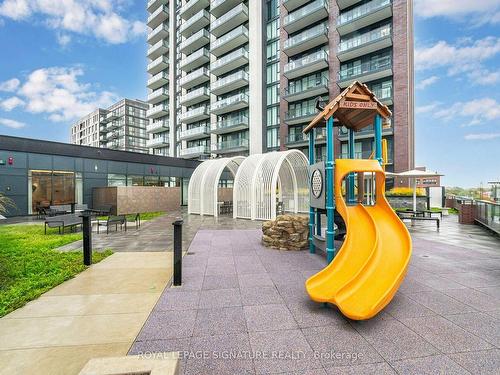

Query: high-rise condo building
[71,98,149,153]
[146,0,414,181]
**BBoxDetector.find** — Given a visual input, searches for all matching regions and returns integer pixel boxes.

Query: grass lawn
[97,211,166,221]
[0,224,112,317]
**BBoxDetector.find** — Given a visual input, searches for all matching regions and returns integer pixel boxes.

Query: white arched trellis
[233,150,309,221]
[188,156,244,217]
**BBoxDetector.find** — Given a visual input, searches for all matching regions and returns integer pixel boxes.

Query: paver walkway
[130,227,500,375]
[0,252,173,375]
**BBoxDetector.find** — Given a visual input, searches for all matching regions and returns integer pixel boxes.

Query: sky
[0,0,499,188]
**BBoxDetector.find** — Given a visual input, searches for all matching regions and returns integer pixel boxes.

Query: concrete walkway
[130,226,500,375]
[0,252,173,375]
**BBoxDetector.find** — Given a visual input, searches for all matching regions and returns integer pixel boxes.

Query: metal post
[326,117,336,263]
[374,114,383,165]
[348,128,356,204]
[172,218,183,286]
[81,212,92,266]
[308,128,316,254]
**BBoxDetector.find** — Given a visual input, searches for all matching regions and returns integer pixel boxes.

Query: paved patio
[130,224,500,374]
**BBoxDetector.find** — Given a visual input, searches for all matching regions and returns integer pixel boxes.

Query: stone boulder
[262,214,309,251]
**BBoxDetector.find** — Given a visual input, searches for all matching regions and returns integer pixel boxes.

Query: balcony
[338,0,363,10]
[147,40,168,60]
[211,3,249,38]
[283,0,329,34]
[147,87,169,104]
[211,93,249,115]
[147,136,169,148]
[284,76,329,102]
[282,0,306,12]
[146,120,169,134]
[179,67,210,89]
[212,138,249,154]
[106,112,119,121]
[180,145,210,158]
[371,84,393,105]
[285,128,327,147]
[147,71,169,90]
[338,0,392,36]
[148,56,169,75]
[180,48,210,72]
[147,103,169,119]
[211,48,249,76]
[179,29,210,55]
[211,0,242,17]
[337,24,392,62]
[338,120,393,140]
[148,22,169,45]
[211,115,249,134]
[179,125,210,141]
[180,87,210,106]
[147,5,168,29]
[211,25,249,57]
[285,107,318,125]
[211,71,249,96]
[179,106,210,124]
[284,50,329,80]
[338,55,392,88]
[180,0,209,20]
[147,0,168,12]
[283,23,328,57]
[180,9,210,37]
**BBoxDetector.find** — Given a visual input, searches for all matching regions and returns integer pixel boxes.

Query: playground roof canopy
[303,81,392,134]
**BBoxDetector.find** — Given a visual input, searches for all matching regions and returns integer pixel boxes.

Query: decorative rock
[262,215,309,251]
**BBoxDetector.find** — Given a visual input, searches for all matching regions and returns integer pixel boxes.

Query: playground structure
[188,150,309,220]
[304,81,412,320]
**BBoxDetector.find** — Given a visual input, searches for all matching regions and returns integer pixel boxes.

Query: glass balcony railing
[285,106,317,121]
[338,55,392,80]
[211,71,249,92]
[211,93,249,112]
[148,22,168,42]
[148,87,169,101]
[179,67,209,87]
[475,200,500,234]
[147,72,168,87]
[147,103,169,117]
[284,23,328,50]
[284,0,328,26]
[180,48,210,69]
[211,25,249,51]
[180,145,210,156]
[286,128,326,144]
[211,48,248,72]
[338,0,391,25]
[180,125,210,139]
[211,3,248,31]
[147,5,168,27]
[179,106,209,122]
[180,87,209,104]
[284,50,328,74]
[179,9,209,34]
[211,115,249,132]
[285,76,329,96]
[146,120,169,133]
[338,24,391,52]
[146,136,169,148]
[179,29,210,52]
[147,56,168,72]
[213,138,249,151]
[147,40,168,56]
[371,84,392,101]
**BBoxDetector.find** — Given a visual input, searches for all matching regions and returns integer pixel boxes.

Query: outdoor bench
[97,215,127,234]
[397,212,440,230]
[44,213,82,234]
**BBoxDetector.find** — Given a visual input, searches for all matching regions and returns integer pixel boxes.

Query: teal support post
[348,128,356,204]
[316,211,321,236]
[308,128,316,254]
[374,114,383,165]
[325,117,335,263]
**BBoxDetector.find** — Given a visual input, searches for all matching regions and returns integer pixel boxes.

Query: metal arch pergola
[233,150,309,221]
[188,156,244,217]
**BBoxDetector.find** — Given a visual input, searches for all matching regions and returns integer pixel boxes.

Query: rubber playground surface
[130,228,500,375]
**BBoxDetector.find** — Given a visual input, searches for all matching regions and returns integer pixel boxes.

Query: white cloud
[0,78,20,92]
[415,37,500,86]
[429,98,500,126]
[8,66,118,122]
[56,33,71,47]
[416,102,441,114]
[0,96,24,111]
[464,133,500,140]
[416,76,439,90]
[414,0,500,25]
[0,0,146,44]
[0,117,25,128]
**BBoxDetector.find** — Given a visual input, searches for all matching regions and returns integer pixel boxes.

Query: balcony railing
[147,103,169,118]
[180,87,210,105]
[211,93,249,114]
[211,3,249,37]
[285,76,329,97]
[285,106,317,122]
[147,5,168,28]
[179,29,210,54]
[211,114,249,133]
[180,145,210,157]
[146,136,169,148]
[212,138,249,152]
[211,48,249,75]
[148,87,169,103]
[179,9,209,36]
[147,56,169,74]
[146,120,169,133]
[211,0,241,17]
[283,23,328,55]
[371,84,392,101]
[338,55,392,81]
[147,40,168,59]
[147,71,169,89]
[338,0,391,25]
[179,106,209,122]
[148,22,169,44]
[286,128,326,145]
[180,125,210,140]
[211,71,249,94]
[180,48,210,71]
[211,25,249,56]
[338,24,391,52]
[283,0,329,33]
[179,67,210,89]
[284,50,328,76]
[180,0,209,19]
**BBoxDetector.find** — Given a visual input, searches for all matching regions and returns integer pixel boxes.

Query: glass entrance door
[30,170,75,213]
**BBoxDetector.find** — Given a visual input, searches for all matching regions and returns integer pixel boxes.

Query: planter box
[386,195,427,210]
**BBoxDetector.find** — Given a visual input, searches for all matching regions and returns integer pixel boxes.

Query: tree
[0,193,15,215]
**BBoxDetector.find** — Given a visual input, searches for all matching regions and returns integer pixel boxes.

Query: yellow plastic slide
[305,159,412,320]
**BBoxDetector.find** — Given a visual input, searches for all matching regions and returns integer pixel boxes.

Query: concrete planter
[386,195,428,210]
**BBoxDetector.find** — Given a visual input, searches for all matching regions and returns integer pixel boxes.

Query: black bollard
[81,212,92,266]
[172,218,183,286]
